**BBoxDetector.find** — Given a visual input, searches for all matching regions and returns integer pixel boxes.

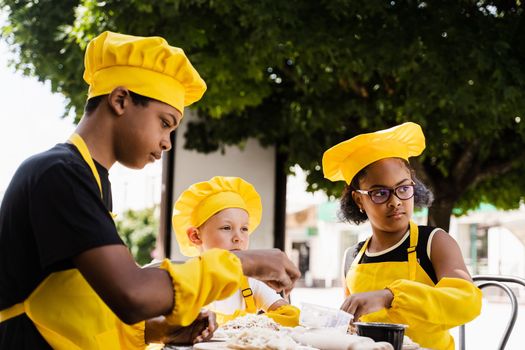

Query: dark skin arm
[74,245,301,325]
[145,310,217,345]
[430,230,473,282]
[232,249,301,297]
[74,245,174,324]
[340,230,472,321]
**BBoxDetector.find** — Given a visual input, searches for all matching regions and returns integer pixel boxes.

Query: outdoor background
[2,2,525,349]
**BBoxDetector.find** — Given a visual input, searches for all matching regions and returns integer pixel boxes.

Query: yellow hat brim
[86,65,206,115]
[83,31,207,115]
[172,176,262,257]
[322,122,425,184]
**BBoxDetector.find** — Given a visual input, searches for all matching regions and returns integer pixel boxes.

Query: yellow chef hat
[83,31,207,115]
[172,176,262,257]
[322,122,425,184]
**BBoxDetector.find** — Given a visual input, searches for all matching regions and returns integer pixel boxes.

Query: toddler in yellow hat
[173,176,300,327]
[323,122,481,350]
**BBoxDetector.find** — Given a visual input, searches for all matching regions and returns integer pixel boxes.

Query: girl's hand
[145,310,217,345]
[340,289,394,322]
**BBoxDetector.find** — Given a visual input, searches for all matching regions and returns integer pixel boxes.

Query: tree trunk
[273,147,288,251]
[427,198,455,232]
[158,132,177,259]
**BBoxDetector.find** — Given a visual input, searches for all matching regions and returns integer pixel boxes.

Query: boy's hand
[232,249,301,296]
[145,310,217,345]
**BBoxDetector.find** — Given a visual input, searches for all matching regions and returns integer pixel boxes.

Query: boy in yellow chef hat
[172,176,300,327]
[323,122,481,350]
[0,31,300,349]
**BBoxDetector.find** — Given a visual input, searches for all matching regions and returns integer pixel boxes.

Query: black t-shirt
[0,143,124,349]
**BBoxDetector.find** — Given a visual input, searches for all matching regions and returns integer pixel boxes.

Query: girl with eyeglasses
[322,122,482,350]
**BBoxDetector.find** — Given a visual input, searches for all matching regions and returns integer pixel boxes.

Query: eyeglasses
[354,183,415,204]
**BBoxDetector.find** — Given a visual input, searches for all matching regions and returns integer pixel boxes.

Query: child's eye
[221,226,231,231]
[241,227,249,232]
[161,119,170,128]
[372,189,389,198]
[398,185,410,193]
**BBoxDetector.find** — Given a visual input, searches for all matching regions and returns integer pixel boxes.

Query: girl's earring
[359,208,364,214]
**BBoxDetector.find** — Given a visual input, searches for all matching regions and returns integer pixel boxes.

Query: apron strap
[240,276,256,313]
[351,237,370,269]
[407,220,419,281]
[68,133,102,198]
[0,302,24,323]
[68,133,116,219]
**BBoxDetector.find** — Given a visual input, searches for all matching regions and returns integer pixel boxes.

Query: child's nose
[160,134,172,151]
[387,195,402,207]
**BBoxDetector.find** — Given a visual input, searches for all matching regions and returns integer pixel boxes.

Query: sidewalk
[290,287,525,350]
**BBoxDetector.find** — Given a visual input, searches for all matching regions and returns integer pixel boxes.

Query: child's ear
[352,191,363,211]
[107,86,129,116]
[187,227,202,246]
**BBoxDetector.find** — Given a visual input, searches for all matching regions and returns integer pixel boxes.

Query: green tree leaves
[115,206,159,266]
[2,0,525,229]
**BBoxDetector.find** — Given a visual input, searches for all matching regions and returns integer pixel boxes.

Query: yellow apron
[214,276,257,325]
[346,221,454,350]
[214,276,300,327]
[0,133,145,349]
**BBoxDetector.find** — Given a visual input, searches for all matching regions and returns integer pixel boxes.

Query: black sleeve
[29,162,123,268]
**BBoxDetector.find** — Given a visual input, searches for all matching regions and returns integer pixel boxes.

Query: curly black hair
[338,158,434,225]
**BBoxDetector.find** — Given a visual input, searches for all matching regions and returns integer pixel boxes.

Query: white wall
[110,161,162,214]
[169,111,276,260]
[309,220,372,285]
[488,226,525,277]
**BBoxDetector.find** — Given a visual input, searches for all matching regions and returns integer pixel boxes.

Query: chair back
[459,275,525,350]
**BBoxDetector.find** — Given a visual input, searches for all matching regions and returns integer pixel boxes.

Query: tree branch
[470,155,525,188]
[452,139,479,186]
